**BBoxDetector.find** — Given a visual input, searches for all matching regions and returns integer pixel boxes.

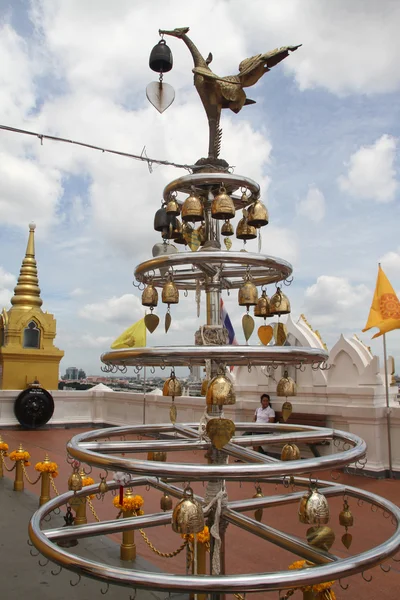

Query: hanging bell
[247,199,269,228]
[253,485,264,523]
[201,378,209,396]
[149,39,173,73]
[206,373,236,406]
[160,493,173,512]
[339,500,354,528]
[166,197,180,216]
[98,477,109,496]
[254,289,271,318]
[269,288,291,315]
[147,451,167,462]
[211,187,235,220]
[221,220,234,236]
[299,488,330,525]
[68,469,82,492]
[181,193,204,222]
[238,279,258,308]
[236,209,257,241]
[142,283,159,308]
[162,277,179,305]
[281,443,300,461]
[172,486,205,534]
[197,223,206,245]
[169,217,183,240]
[277,371,296,397]
[307,526,336,552]
[154,206,169,232]
[163,372,182,397]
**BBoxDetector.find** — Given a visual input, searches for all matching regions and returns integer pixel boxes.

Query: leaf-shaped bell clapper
[247,199,269,228]
[166,197,180,216]
[254,289,271,318]
[299,488,330,525]
[221,220,234,236]
[281,443,300,461]
[149,39,173,74]
[160,493,173,512]
[68,468,82,492]
[211,186,235,220]
[277,371,296,397]
[269,287,291,315]
[162,276,179,305]
[206,373,236,406]
[238,278,258,309]
[181,193,204,222]
[339,500,354,528]
[172,486,205,534]
[142,283,158,308]
[163,371,182,398]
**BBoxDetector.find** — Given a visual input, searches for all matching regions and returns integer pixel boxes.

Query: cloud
[79,293,143,324]
[69,287,86,297]
[297,186,325,223]
[0,267,16,308]
[79,334,114,348]
[338,135,398,202]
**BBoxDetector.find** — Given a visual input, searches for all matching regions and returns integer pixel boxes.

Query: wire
[0,124,220,173]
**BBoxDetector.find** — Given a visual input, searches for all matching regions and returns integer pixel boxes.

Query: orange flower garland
[288,560,336,599]
[9,450,30,466]
[182,526,210,545]
[81,475,95,499]
[113,494,144,513]
[0,441,9,455]
[35,461,59,477]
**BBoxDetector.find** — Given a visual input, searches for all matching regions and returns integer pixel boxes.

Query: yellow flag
[111,318,146,349]
[362,266,400,339]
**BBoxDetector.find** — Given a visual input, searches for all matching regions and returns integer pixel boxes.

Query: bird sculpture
[159,27,301,162]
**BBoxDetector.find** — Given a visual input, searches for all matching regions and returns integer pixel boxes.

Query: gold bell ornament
[253,485,264,522]
[169,217,183,241]
[306,526,335,552]
[142,282,158,308]
[172,486,205,534]
[211,186,235,220]
[277,371,296,397]
[339,499,354,549]
[162,274,179,333]
[206,371,236,407]
[281,400,293,422]
[201,378,209,396]
[281,443,300,461]
[254,289,271,318]
[221,220,234,236]
[299,487,330,525]
[247,198,269,228]
[68,466,83,492]
[163,369,182,423]
[98,477,109,497]
[165,196,180,216]
[239,275,258,342]
[269,287,291,316]
[236,209,257,241]
[147,451,167,462]
[181,192,204,222]
[160,493,173,512]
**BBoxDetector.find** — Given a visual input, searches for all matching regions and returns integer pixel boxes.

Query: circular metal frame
[163,172,260,202]
[134,251,292,290]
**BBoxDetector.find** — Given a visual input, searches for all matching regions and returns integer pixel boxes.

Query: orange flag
[362,265,400,338]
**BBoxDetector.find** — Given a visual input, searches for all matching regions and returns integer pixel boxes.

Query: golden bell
[236,217,257,240]
[197,223,206,245]
[277,371,296,397]
[238,279,258,308]
[339,500,354,528]
[142,283,158,307]
[169,217,183,240]
[299,489,330,525]
[307,526,335,552]
[253,485,264,523]
[181,193,204,222]
[160,493,173,512]
[147,451,167,462]
[254,290,271,317]
[247,199,269,228]
[162,278,179,305]
[269,288,291,315]
[68,470,82,492]
[206,373,236,406]
[98,477,109,496]
[281,443,300,461]
[201,378,209,396]
[221,220,234,236]
[172,486,205,534]
[211,187,235,220]
[163,374,182,398]
[166,198,180,216]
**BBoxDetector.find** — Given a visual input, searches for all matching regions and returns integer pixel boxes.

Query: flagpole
[382,333,394,479]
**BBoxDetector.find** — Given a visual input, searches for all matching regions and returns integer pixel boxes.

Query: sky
[0,0,400,376]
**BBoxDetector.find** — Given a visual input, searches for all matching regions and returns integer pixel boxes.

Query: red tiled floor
[1,426,399,599]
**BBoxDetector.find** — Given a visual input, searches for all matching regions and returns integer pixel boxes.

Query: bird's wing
[238,45,301,76]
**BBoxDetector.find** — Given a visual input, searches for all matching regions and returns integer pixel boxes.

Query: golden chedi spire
[10,223,43,310]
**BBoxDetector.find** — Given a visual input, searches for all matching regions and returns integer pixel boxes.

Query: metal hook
[70,574,81,587]
[129,590,137,600]
[339,579,349,590]
[38,557,49,567]
[30,547,40,557]
[100,583,110,595]
[51,565,62,576]
[330,470,340,481]
[380,562,391,573]
[361,571,373,582]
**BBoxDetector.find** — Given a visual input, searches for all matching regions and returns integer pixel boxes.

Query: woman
[254,394,275,423]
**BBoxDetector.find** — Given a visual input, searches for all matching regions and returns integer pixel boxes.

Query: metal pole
[143,366,146,425]
[382,333,394,478]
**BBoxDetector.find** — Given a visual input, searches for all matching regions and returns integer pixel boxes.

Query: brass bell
[172,486,204,534]
[253,485,264,523]
[174,223,192,246]
[163,372,182,397]
[197,223,206,245]
[162,277,179,305]
[147,451,167,462]
[98,477,108,496]
[247,199,269,228]
[339,500,354,528]
[269,288,291,315]
[149,39,173,74]
[201,378,209,396]
[211,187,235,220]
[154,206,170,234]
[166,197,180,216]
[160,493,173,512]
[299,488,330,525]
[221,220,234,236]
[238,279,258,308]
[236,209,257,240]
[169,217,182,240]
[181,193,204,222]
[142,283,158,307]
[68,469,82,492]
[254,290,271,318]
[307,526,335,552]
[206,373,236,406]
[281,443,300,461]
[277,371,296,397]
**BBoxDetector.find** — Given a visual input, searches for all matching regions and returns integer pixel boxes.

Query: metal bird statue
[159,27,301,163]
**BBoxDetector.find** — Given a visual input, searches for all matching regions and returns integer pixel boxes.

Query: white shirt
[255,405,275,423]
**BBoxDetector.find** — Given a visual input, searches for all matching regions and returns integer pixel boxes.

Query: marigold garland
[35,461,59,477]
[9,450,30,465]
[0,442,9,454]
[182,526,210,545]
[288,560,336,599]
[113,494,144,512]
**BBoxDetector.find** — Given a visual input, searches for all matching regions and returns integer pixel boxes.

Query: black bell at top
[149,40,173,74]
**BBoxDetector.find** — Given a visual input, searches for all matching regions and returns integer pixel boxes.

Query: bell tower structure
[0,223,64,390]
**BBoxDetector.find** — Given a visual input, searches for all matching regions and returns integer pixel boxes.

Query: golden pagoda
[0,223,64,390]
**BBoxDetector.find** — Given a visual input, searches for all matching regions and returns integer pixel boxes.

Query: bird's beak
[159,29,177,37]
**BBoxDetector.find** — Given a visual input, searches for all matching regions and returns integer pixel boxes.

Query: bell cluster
[239,279,291,319]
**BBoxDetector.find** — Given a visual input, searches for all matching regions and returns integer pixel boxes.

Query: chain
[49,474,59,496]
[139,529,188,558]
[21,462,42,485]
[87,497,101,522]
[0,452,16,472]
